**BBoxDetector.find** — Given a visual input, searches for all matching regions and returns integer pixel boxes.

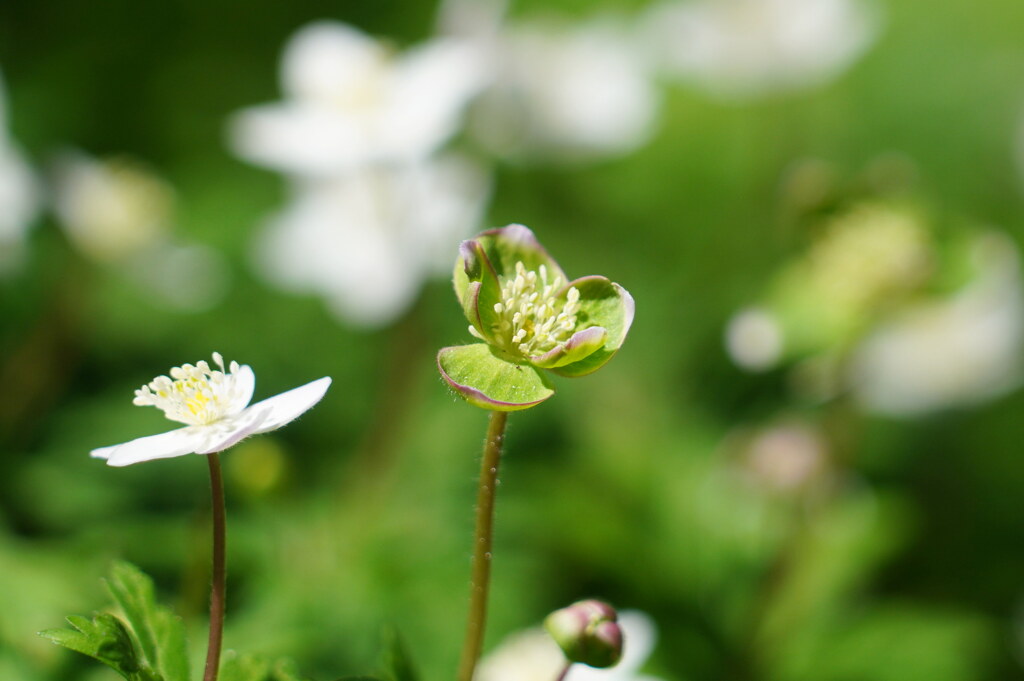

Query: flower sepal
[437,343,555,411]
[548,275,634,377]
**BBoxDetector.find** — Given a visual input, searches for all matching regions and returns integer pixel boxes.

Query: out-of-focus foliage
[3,0,1024,680]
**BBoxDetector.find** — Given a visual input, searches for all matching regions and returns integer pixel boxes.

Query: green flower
[437,224,634,410]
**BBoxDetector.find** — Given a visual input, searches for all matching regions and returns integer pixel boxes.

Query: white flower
[470,19,658,160]
[725,307,783,371]
[254,153,489,327]
[52,151,230,311]
[478,611,663,681]
[91,353,331,467]
[435,0,507,42]
[741,421,827,494]
[53,152,174,263]
[229,20,487,178]
[642,0,879,99]
[849,233,1024,415]
[0,70,40,273]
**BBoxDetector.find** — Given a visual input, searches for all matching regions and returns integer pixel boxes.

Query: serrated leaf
[437,343,555,410]
[381,628,420,681]
[106,561,191,681]
[105,564,160,669]
[40,613,161,681]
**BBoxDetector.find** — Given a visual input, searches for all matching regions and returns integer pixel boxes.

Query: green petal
[474,224,567,282]
[437,344,555,411]
[529,326,608,369]
[454,239,502,340]
[551,277,635,377]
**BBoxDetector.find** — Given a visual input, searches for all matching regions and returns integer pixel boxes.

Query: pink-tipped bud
[544,599,623,668]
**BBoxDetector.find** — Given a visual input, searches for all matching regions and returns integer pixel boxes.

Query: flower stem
[203,452,227,681]
[555,662,573,681]
[457,410,509,681]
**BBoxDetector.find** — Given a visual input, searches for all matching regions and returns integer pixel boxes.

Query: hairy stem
[457,410,509,681]
[203,453,227,681]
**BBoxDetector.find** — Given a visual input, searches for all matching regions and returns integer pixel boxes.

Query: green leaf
[552,277,635,378]
[40,613,161,681]
[381,628,420,681]
[437,343,555,411]
[106,561,191,681]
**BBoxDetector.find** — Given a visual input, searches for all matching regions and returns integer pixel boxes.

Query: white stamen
[132,353,246,426]
[488,260,580,358]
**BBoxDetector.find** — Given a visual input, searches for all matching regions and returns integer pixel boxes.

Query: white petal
[615,611,658,673]
[281,21,385,103]
[230,364,256,413]
[99,427,208,467]
[229,104,368,176]
[90,445,118,460]
[192,415,265,455]
[246,376,332,435]
[385,39,489,158]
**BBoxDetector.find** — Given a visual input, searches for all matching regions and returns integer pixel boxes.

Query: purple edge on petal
[479,223,568,281]
[459,237,503,335]
[464,281,484,332]
[529,325,608,367]
[560,276,637,349]
[459,239,479,273]
[616,282,637,345]
[436,346,552,410]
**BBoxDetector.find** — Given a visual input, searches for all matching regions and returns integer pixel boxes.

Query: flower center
[133,352,244,426]
[475,261,580,358]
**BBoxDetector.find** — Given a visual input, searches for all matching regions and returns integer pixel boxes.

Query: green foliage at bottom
[39,613,161,681]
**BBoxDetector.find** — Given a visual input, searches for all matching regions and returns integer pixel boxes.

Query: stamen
[133,353,245,426]
[488,260,580,358]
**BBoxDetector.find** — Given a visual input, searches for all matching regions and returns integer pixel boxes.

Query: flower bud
[544,599,623,668]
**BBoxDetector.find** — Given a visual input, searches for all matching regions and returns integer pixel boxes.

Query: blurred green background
[3,0,1024,679]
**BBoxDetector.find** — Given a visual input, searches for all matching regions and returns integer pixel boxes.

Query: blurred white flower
[0,71,41,273]
[436,0,507,42]
[478,611,663,681]
[725,307,783,371]
[254,153,489,327]
[92,353,331,467]
[54,152,173,262]
[230,20,488,178]
[53,151,229,310]
[741,421,827,494]
[849,233,1024,415]
[470,19,659,160]
[642,0,879,99]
